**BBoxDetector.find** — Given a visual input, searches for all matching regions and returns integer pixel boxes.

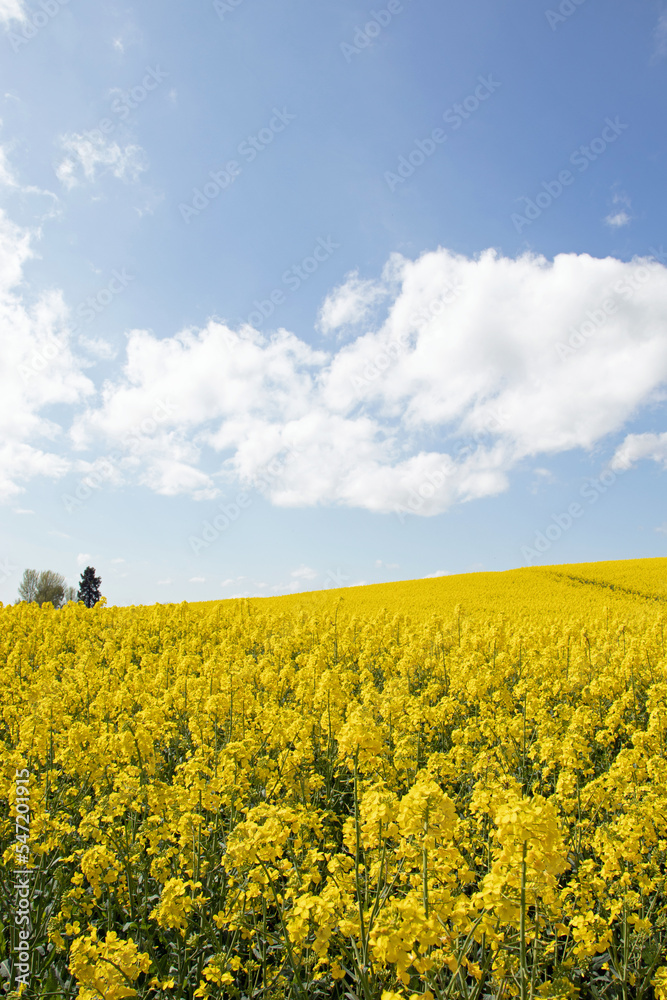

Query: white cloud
[318,270,387,335]
[602,189,633,229]
[0,0,26,24]
[654,11,667,60]
[611,432,667,470]
[291,564,317,580]
[375,559,399,569]
[13,507,34,514]
[0,145,17,187]
[67,247,667,516]
[111,557,125,564]
[3,228,667,516]
[56,132,148,188]
[605,211,631,228]
[110,22,142,55]
[189,576,206,583]
[157,578,172,586]
[77,553,92,567]
[78,335,117,361]
[604,190,633,229]
[0,204,94,500]
[424,570,449,578]
[656,523,667,535]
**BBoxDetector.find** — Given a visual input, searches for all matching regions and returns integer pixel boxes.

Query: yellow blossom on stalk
[149,878,206,934]
[69,929,151,1000]
[653,968,667,999]
[476,790,569,924]
[337,704,385,768]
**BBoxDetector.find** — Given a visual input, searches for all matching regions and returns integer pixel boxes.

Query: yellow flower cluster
[1,557,667,1000]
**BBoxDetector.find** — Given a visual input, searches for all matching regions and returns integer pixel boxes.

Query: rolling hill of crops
[1,558,667,1000]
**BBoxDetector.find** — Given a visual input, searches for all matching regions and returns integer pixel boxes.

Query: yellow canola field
[1,557,667,1000]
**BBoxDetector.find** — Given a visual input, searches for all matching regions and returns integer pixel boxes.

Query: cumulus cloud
[3,229,667,515]
[0,207,94,500]
[67,247,667,516]
[611,432,667,470]
[56,132,147,188]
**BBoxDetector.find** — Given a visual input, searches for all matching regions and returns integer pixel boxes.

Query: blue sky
[1,0,667,605]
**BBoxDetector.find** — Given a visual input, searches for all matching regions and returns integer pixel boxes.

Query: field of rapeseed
[1,557,667,1000]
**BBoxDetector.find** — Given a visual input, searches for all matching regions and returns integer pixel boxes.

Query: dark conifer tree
[78,566,102,608]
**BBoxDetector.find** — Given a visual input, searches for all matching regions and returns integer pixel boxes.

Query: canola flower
[0,557,667,999]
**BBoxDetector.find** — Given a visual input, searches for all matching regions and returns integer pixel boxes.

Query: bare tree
[17,569,39,604]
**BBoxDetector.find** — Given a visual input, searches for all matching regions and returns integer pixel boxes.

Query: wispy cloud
[56,132,148,189]
[604,190,633,228]
[653,11,667,60]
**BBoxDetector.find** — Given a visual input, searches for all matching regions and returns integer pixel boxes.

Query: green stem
[520,841,527,1000]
